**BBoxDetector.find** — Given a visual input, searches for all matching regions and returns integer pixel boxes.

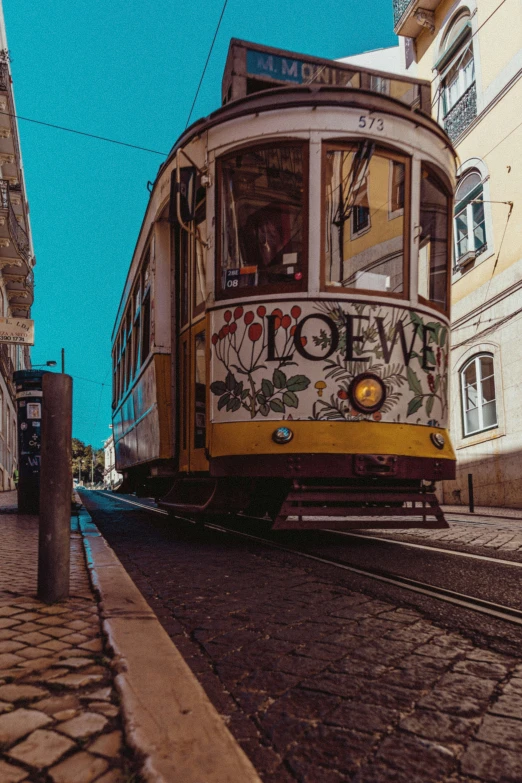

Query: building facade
[391,0,522,506]
[0,2,34,490]
[103,434,122,490]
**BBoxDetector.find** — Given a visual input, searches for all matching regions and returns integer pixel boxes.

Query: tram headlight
[349,374,386,414]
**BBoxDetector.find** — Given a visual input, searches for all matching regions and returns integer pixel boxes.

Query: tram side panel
[113,221,173,478]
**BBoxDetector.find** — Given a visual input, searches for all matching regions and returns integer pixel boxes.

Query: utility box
[14,369,49,513]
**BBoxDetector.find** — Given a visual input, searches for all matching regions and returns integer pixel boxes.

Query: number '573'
[358,116,384,131]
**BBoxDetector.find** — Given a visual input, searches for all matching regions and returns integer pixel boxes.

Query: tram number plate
[358,116,384,131]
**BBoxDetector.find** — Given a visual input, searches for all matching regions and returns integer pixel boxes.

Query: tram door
[175,173,209,474]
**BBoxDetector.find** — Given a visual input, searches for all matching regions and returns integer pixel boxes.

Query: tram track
[94,490,522,629]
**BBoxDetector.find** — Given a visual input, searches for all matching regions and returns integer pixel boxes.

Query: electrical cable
[0,110,168,156]
[185,0,229,129]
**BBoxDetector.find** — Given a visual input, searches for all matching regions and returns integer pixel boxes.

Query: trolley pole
[38,373,73,604]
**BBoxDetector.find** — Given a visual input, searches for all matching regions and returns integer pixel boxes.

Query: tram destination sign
[246,48,355,88]
[0,316,34,345]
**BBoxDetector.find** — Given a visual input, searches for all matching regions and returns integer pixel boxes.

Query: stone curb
[78,507,262,783]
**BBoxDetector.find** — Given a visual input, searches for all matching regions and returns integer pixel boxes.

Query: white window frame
[460,353,498,437]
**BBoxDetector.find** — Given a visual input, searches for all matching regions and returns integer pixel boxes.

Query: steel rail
[326,530,522,569]
[96,491,522,627]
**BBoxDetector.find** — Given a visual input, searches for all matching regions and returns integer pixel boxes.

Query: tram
[111,40,457,529]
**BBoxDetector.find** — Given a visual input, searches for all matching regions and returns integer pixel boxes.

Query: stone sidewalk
[0,491,260,783]
[369,505,522,554]
[0,491,131,783]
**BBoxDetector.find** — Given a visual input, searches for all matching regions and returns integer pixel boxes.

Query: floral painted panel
[209,300,449,427]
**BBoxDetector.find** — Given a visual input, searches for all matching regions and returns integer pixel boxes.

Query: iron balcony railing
[0,178,31,264]
[443,82,477,142]
[393,0,415,27]
[0,62,8,92]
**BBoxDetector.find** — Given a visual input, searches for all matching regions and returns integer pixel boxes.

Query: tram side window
[419,166,450,311]
[194,184,207,313]
[194,331,206,449]
[325,144,407,295]
[132,284,141,376]
[141,288,151,363]
[218,143,306,296]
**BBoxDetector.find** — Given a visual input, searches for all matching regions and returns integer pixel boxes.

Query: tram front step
[273,490,448,530]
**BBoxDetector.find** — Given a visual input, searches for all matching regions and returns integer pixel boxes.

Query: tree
[72,438,105,484]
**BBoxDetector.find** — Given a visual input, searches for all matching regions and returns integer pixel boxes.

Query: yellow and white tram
[111,40,457,529]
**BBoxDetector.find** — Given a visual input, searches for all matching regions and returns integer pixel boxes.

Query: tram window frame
[322,142,411,300]
[215,140,309,301]
[418,164,452,315]
[193,177,208,318]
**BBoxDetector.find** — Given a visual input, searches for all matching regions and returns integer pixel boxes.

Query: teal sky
[3,0,397,448]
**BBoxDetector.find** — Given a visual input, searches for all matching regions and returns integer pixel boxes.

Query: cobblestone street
[83,492,522,783]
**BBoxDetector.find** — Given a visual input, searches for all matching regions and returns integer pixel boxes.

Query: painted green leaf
[410,312,423,327]
[226,397,236,411]
[234,381,243,396]
[260,404,270,417]
[262,378,274,398]
[226,371,236,391]
[270,398,285,413]
[286,374,310,392]
[440,328,447,348]
[256,392,266,404]
[230,398,241,412]
[273,369,287,389]
[283,391,299,408]
[407,367,423,396]
[426,395,435,417]
[218,393,231,410]
[210,381,227,396]
[407,396,423,417]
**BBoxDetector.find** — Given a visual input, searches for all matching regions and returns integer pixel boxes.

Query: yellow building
[0,1,34,489]
[391,0,522,506]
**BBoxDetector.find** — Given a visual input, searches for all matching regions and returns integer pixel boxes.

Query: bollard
[38,373,73,603]
[468,472,474,514]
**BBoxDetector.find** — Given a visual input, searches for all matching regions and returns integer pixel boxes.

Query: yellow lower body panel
[209,420,455,461]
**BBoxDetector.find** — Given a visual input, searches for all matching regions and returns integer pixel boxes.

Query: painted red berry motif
[248,323,262,342]
[291,305,301,319]
[428,373,435,392]
[373,411,382,421]
[229,322,237,334]
[337,389,349,400]
[257,305,266,317]
[244,311,254,325]
[271,308,283,318]
[211,334,219,345]
[234,306,243,320]
[282,315,291,329]
[224,310,232,323]
[222,325,229,337]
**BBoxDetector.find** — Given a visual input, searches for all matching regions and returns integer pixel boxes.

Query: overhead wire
[185,0,229,129]
[0,110,168,156]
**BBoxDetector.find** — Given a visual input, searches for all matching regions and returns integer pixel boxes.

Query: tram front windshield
[325,143,406,295]
[219,144,305,293]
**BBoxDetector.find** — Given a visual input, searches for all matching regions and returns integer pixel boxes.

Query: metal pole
[468,473,474,514]
[38,373,73,603]
[91,449,94,485]
[61,348,65,374]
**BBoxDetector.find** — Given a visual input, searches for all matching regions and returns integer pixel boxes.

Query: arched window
[454,169,486,266]
[436,11,476,141]
[460,353,497,436]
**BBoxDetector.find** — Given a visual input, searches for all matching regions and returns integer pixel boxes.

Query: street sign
[0,316,34,345]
